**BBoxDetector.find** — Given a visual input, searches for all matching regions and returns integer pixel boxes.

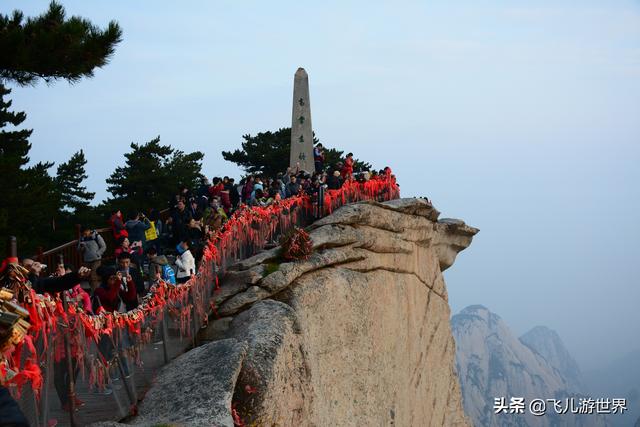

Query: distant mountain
[452,305,609,427]
[520,325,585,392]
[584,349,640,427]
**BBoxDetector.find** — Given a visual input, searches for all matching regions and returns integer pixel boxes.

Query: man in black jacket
[22,259,90,295]
[169,199,192,245]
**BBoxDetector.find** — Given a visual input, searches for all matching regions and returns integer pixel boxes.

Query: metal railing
[7,178,400,426]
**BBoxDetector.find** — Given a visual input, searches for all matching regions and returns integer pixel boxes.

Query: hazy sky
[4,0,639,371]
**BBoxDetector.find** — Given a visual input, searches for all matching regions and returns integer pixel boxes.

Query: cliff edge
[110,198,478,427]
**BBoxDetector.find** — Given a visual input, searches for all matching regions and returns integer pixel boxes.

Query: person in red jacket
[208,177,224,199]
[219,189,232,214]
[241,176,255,203]
[94,260,138,313]
[94,272,132,313]
[94,261,137,378]
[109,210,128,240]
[341,153,354,180]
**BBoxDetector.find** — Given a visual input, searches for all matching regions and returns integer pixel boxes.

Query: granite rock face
[135,338,247,427]
[115,198,477,426]
[223,198,477,426]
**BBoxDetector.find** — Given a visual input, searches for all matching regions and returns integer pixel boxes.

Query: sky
[3,0,640,371]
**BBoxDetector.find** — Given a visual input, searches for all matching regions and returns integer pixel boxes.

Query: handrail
[38,227,111,257]
[6,176,400,426]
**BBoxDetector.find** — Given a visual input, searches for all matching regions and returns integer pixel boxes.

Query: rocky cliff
[106,198,478,427]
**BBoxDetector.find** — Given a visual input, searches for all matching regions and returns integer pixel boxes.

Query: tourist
[125,211,151,249]
[186,218,204,248]
[241,175,254,204]
[327,170,343,190]
[196,176,210,199]
[147,246,176,285]
[93,266,135,378]
[147,208,163,251]
[285,175,300,197]
[114,236,143,271]
[202,197,227,231]
[77,226,107,291]
[341,153,354,179]
[208,177,224,199]
[179,185,191,203]
[168,199,192,245]
[227,177,240,208]
[189,198,203,221]
[168,192,182,210]
[109,209,128,241]
[314,143,325,173]
[175,239,196,284]
[250,177,264,204]
[21,259,92,294]
[216,187,229,214]
[116,252,144,303]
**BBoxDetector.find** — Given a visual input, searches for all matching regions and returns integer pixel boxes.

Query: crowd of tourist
[6,145,399,412]
[19,146,397,322]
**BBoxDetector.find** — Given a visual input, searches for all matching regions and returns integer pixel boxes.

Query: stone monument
[289,68,315,172]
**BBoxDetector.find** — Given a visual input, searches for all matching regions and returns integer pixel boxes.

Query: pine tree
[221,127,371,176]
[0,3,121,255]
[221,128,316,177]
[0,1,122,86]
[0,84,60,256]
[106,136,205,213]
[55,149,95,212]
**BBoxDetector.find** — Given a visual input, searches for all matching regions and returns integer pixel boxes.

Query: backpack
[162,264,176,285]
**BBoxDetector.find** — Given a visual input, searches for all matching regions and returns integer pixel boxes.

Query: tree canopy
[0,1,122,86]
[55,149,95,212]
[0,2,121,256]
[106,136,205,213]
[0,85,61,255]
[222,127,371,177]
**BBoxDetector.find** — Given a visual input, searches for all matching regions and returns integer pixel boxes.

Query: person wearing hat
[327,170,343,190]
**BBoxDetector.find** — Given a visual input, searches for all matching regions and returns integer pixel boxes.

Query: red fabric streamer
[1,175,400,395]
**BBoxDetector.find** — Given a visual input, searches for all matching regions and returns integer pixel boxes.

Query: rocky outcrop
[117,198,478,426]
[134,339,247,426]
[452,305,610,427]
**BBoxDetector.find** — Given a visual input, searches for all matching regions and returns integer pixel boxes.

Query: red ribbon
[2,176,400,394]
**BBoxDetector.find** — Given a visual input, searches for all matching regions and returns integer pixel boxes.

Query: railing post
[58,253,78,427]
[40,344,52,426]
[160,308,170,364]
[191,287,199,347]
[115,352,135,406]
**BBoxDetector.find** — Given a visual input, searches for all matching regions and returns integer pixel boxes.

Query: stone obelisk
[290,68,315,172]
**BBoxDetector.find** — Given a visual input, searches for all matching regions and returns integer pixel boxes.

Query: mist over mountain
[584,348,640,427]
[520,326,585,393]
[452,305,611,427]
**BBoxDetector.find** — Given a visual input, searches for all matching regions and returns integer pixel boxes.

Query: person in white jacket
[175,239,196,284]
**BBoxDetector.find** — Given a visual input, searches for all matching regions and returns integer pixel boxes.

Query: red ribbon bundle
[2,175,400,395]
